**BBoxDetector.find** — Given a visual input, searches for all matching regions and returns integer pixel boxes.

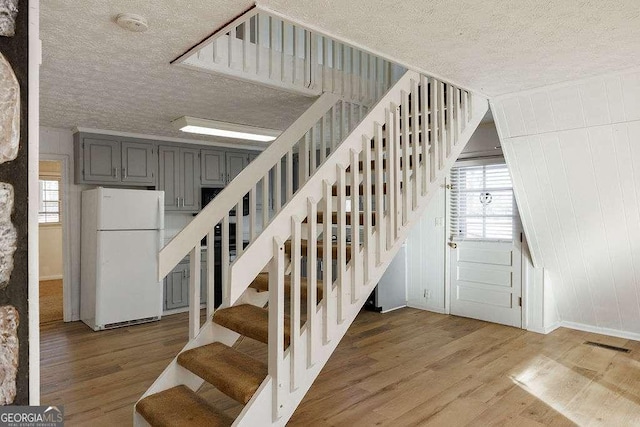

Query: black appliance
[201,187,250,217]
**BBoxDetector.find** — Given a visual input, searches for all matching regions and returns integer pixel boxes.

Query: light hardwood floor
[40,308,640,426]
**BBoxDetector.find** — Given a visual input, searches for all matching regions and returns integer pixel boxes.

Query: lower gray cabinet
[163,253,208,311]
[164,261,189,310]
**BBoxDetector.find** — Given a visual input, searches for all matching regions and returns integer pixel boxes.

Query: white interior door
[448,161,522,328]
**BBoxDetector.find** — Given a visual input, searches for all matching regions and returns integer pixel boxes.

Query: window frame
[38,175,62,226]
[449,157,518,243]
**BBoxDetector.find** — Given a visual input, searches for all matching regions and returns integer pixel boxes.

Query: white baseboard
[39,275,63,281]
[560,321,640,342]
[380,305,407,314]
[406,303,447,315]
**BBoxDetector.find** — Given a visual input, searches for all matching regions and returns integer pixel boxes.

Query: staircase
[135,69,488,425]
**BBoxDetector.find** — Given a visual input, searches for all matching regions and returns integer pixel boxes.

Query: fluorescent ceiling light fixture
[172,116,280,142]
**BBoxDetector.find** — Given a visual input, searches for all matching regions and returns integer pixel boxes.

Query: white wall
[39,127,87,320]
[492,67,640,340]
[459,121,503,159]
[38,226,62,280]
[406,186,446,312]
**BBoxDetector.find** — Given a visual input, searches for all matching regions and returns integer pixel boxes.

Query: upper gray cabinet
[226,152,249,183]
[74,133,156,186]
[81,137,121,184]
[201,149,226,186]
[158,145,201,212]
[121,141,156,185]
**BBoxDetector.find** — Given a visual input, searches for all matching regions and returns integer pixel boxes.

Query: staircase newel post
[269,236,286,421]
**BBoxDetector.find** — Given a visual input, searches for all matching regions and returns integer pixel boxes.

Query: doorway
[39,160,64,323]
[447,159,523,328]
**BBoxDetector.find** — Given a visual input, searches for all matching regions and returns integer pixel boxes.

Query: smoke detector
[115,13,149,33]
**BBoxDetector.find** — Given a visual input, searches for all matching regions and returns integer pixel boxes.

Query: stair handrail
[229,70,416,300]
[230,70,488,423]
[158,92,340,280]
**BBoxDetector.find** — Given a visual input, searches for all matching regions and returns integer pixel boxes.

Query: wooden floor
[41,308,640,426]
[39,279,63,324]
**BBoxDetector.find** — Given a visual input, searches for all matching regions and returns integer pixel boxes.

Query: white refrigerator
[81,188,164,330]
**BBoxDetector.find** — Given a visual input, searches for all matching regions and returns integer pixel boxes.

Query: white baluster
[189,246,201,339]
[262,172,270,229]
[269,16,275,78]
[275,158,282,213]
[286,149,294,201]
[336,164,347,322]
[392,102,402,238]
[411,79,420,211]
[250,187,257,240]
[281,20,286,83]
[243,20,249,72]
[268,236,285,420]
[350,149,360,303]
[374,121,385,265]
[236,201,243,257]
[454,87,461,145]
[420,74,430,196]
[401,90,411,225]
[431,77,439,182]
[446,83,453,157]
[254,14,260,74]
[206,227,216,319]
[290,216,302,392]
[222,215,230,306]
[322,180,334,344]
[306,198,317,367]
[361,135,373,283]
[438,81,446,172]
[320,114,327,164]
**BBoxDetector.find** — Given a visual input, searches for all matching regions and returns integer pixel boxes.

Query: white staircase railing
[139,68,487,425]
[173,6,406,105]
[231,71,487,424]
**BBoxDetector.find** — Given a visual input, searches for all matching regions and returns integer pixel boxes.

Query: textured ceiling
[41,1,640,141]
[40,0,313,145]
[260,0,640,96]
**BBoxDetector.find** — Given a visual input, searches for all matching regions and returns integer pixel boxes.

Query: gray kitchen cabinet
[158,146,201,212]
[121,141,156,185]
[75,133,158,186]
[226,152,248,183]
[80,137,121,184]
[201,149,226,186]
[164,261,189,310]
[158,146,181,210]
[163,254,208,311]
[180,148,200,211]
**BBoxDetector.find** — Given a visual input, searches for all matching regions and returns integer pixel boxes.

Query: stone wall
[0,0,28,404]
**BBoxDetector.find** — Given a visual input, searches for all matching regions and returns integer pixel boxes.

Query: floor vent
[584,341,630,353]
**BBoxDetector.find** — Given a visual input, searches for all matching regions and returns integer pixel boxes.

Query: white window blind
[39,178,60,224]
[450,163,516,241]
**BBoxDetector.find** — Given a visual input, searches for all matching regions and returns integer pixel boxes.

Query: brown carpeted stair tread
[304,211,376,226]
[213,304,291,348]
[177,342,267,405]
[136,385,233,427]
[249,272,324,300]
[284,240,352,261]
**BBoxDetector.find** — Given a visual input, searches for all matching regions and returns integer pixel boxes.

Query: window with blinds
[39,178,60,224]
[450,163,516,241]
